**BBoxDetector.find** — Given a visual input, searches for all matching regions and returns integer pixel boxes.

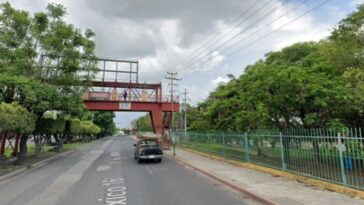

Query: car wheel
[137,157,142,164]
[157,158,162,163]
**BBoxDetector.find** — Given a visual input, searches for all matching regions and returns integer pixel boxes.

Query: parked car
[134,139,163,163]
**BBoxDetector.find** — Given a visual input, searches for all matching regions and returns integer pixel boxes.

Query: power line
[226,0,331,58]
[175,0,263,69]
[179,0,330,78]
[176,0,276,71]
[177,0,311,75]
[158,0,262,83]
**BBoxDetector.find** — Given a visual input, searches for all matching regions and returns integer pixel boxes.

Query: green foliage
[0,3,102,134]
[81,121,101,135]
[0,102,36,134]
[186,5,364,131]
[0,2,97,115]
[92,111,117,136]
[70,118,82,135]
[70,118,101,135]
[36,118,65,135]
[0,74,62,115]
[135,114,153,132]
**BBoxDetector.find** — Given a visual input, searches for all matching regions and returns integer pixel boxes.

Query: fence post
[279,132,287,171]
[222,132,226,158]
[243,132,250,162]
[337,132,348,185]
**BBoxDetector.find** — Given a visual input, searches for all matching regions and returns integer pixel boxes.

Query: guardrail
[174,128,364,191]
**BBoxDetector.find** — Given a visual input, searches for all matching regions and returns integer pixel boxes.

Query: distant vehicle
[134,139,163,163]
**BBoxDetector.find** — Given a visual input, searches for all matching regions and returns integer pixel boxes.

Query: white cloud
[351,0,364,6]
[212,76,229,85]
[182,84,209,106]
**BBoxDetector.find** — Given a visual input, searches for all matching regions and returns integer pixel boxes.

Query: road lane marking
[97,165,111,172]
[144,165,154,175]
[101,177,127,205]
[111,152,120,157]
[102,140,112,149]
[153,167,168,171]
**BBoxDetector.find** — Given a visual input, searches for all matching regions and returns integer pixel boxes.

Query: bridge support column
[149,108,170,149]
[149,109,164,135]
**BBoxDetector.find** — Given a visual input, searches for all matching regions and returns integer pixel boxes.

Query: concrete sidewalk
[166,148,364,205]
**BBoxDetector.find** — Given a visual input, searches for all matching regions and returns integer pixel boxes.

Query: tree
[92,111,117,137]
[135,114,154,132]
[0,102,36,163]
[69,118,100,141]
[35,116,66,154]
[0,2,98,161]
[0,102,36,134]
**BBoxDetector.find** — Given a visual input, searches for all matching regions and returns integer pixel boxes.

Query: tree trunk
[56,134,64,152]
[15,135,29,165]
[253,139,262,156]
[0,131,7,157]
[34,135,43,157]
[46,135,52,145]
[12,134,21,157]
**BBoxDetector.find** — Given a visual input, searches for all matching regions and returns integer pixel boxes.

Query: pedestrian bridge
[77,57,180,147]
[83,81,179,136]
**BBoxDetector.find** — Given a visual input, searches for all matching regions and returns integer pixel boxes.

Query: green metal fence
[174,128,364,190]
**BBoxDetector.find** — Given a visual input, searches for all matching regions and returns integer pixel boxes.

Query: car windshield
[140,140,158,147]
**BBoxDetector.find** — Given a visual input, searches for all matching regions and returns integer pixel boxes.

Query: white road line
[97,165,111,172]
[144,165,154,175]
[102,139,112,149]
[110,152,120,157]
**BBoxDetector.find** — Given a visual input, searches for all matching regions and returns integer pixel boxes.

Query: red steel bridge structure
[82,58,179,148]
[0,57,179,156]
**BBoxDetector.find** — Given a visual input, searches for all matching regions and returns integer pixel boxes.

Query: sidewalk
[165,148,364,205]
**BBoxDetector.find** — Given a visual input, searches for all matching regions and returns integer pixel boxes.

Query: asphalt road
[0,137,257,205]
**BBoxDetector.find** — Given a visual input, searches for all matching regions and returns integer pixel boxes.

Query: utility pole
[182,88,188,136]
[165,72,180,156]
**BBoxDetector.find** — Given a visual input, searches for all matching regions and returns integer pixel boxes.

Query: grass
[0,141,87,177]
[64,142,86,151]
[182,141,344,160]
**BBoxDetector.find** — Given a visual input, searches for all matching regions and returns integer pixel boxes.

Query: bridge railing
[82,91,179,103]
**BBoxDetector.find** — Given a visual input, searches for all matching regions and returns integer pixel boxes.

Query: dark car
[134,139,163,163]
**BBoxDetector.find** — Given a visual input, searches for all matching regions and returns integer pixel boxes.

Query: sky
[2,0,364,128]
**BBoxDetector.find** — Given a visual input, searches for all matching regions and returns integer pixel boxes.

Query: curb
[0,149,76,184]
[178,146,364,200]
[165,153,279,205]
